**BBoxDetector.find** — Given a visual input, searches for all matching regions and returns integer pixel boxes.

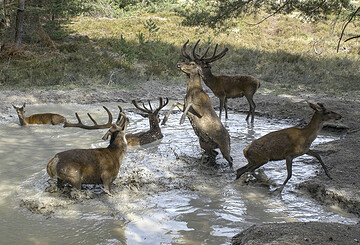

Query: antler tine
[199,46,210,60]
[147,100,153,111]
[154,97,169,115]
[181,40,192,60]
[191,39,201,61]
[132,100,152,114]
[202,43,229,63]
[115,106,123,124]
[64,106,113,129]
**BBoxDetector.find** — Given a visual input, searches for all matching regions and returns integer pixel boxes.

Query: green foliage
[178,0,357,29]
[144,18,160,42]
[0,2,359,95]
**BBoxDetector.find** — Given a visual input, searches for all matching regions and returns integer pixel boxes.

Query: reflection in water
[0,103,357,244]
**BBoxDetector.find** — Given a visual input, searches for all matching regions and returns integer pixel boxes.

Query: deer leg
[57,178,65,189]
[219,98,225,119]
[277,157,293,192]
[180,103,193,124]
[162,102,184,125]
[224,97,228,120]
[236,164,252,179]
[306,150,332,179]
[245,95,256,123]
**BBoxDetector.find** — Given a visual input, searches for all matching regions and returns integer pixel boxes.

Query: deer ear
[308,102,321,111]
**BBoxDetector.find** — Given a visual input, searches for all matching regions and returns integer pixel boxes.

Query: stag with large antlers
[126,97,169,146]
[182,40,261,123]
[13,103,66,125]
[46,106,128,194]
[162,60,233,168]
[236,102,341,192]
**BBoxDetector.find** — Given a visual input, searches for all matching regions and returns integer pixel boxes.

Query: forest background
[0,0,359,95]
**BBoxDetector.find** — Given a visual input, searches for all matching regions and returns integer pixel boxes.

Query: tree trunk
[14,0,25,49]
[0,0,7,50]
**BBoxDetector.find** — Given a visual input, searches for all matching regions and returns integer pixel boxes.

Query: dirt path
[1,81,359,244]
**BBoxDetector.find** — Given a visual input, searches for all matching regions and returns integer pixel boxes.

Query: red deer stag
[126,97,169,146]
[162,60,233,168]
[236,102,341,192]
[46,106,128,194]
[13,103,66,125]
[182,40,261,123]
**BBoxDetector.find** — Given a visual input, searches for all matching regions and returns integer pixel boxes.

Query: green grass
[0,9,359,95]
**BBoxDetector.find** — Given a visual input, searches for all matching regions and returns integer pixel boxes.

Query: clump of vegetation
[0,1,359,94]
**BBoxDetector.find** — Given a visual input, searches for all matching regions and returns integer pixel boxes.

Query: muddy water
[0,103,357,244]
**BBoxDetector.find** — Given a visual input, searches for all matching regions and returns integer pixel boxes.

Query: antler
[64,106,122,130]
[132,97,169,115]
[181,40,192,60]
[102,110,128,140]
[183,39,228,64]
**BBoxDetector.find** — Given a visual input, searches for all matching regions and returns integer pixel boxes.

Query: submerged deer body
[46,107,128,194]
[13,103,66,125]
[236,103,341,192]
[126,97,169,146]
[182,40,261,122]
[163,61,233,167]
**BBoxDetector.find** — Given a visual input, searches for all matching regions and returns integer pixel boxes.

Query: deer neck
[200,68,216,85]
[108,132,127,156]
[148,116,160,131]
[302,112,324,142]
[186,73,203,93]
[17,114,28,125]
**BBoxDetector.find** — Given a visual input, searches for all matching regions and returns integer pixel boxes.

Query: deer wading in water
[162,61,233,168]
[182,40,261,123]
[236,102,341,192]
[13,103,66,125]
[46,107,128,194]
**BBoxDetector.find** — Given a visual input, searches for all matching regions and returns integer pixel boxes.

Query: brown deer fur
[46,112,129,194]
[236,102,341,192]
[163,61,233,167]
[183,40,261,122]
[13,103,66,125]
[126,97,168,146]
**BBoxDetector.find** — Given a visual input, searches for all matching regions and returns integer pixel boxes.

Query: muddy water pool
[0,103,358,244]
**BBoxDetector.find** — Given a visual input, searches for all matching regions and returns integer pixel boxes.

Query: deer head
[12,103,26,124]
[102,109,129,143]
[132,97,169,129]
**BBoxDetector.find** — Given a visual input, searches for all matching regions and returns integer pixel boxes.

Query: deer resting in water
[182,40,261,122]
[162,60,233,167]
[13,103,66,125]
[64,99,168,146]
[126,97,169,146]
[236,102,341,192]
[46,107,128,194]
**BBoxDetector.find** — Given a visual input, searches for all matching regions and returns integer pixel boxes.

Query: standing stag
[13,103,66,125]
[236,102,341,192]
[46,106,128,194]
[182,40,261,122]
[126,97,169,146]
[162,59,233,167]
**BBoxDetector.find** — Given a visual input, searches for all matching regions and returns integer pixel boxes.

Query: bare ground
[1,80,360,244]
